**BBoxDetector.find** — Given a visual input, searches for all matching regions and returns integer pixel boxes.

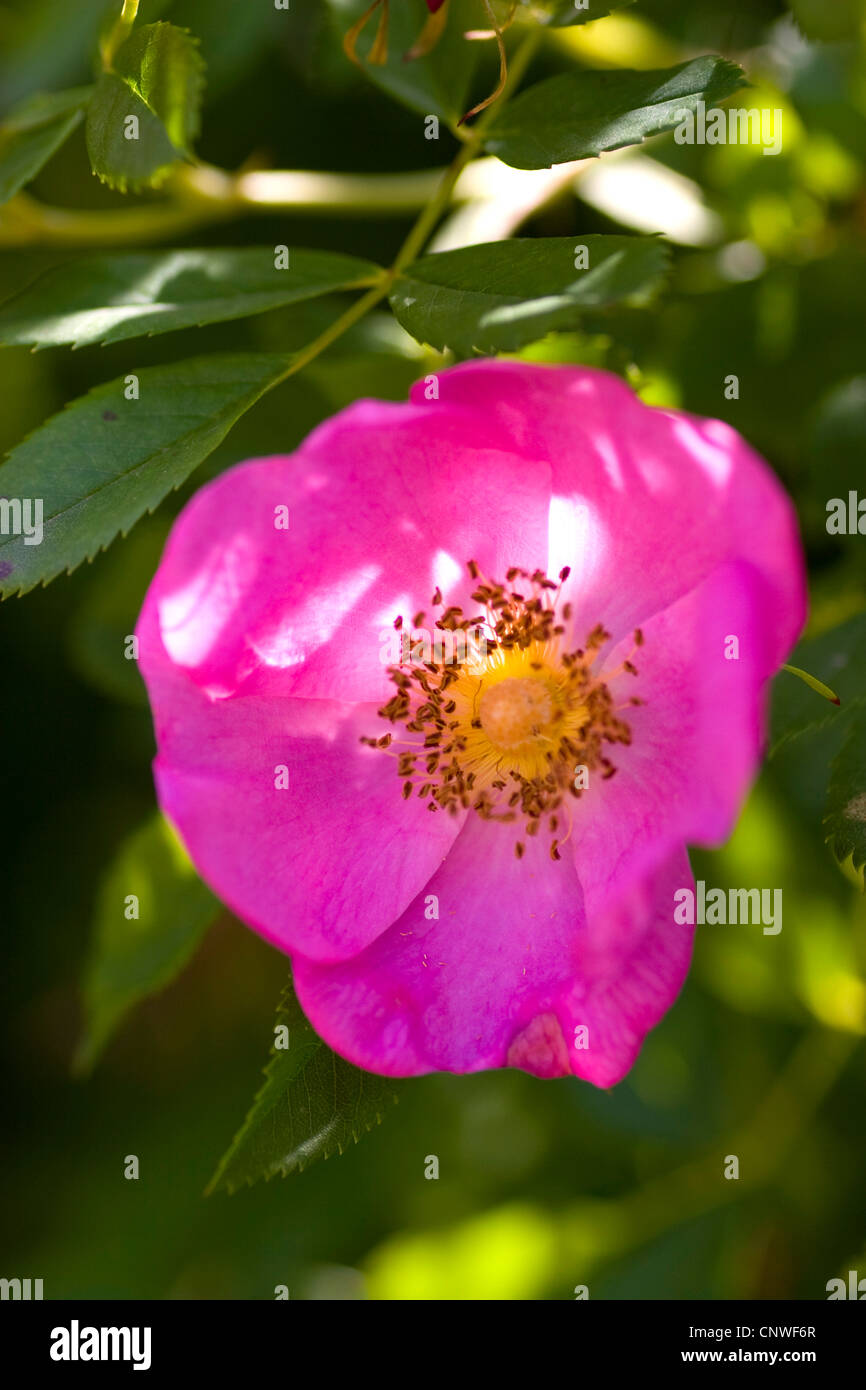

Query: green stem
[100,0,140,70]
[0,190,228,248]
[274,279,394,387]
[269,25,544,387]
[392,142,477,273]
[395,23,542,273]
[1,28,543,396]
[2,26,545,251]
[0,166,449,248]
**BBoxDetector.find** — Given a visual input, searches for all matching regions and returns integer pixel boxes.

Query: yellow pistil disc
[362,562,643,857]
[450,641,591,789]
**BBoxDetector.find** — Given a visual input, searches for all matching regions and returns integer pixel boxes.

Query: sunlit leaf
[0,247,382,348]
[390,235,669,353]
[0,352,292,598]
[484,56,747,169]
[86,22,205,191]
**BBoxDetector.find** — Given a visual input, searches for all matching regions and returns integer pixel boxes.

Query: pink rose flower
[137,362,806,1085]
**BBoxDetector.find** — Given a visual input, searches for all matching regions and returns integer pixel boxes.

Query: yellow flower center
[479,675,556,751]
[363,562,644,860]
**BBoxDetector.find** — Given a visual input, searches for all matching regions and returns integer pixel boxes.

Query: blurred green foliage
[1,0,865,1300]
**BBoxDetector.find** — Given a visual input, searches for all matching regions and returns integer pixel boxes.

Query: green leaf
[824,720,866,880]
[75,814,221,1072]
[329,0,479,127]
[207,982,398,1193]
[0,87,92,205]
[483,56,748,169]
[390,235,669,354]
[770,615,866,755]
[0,247,383,348]
[113,22,204,155]
[0,351,292,598]
[86,73,179,190]
[86,23,205,190]
[524,0,637,28]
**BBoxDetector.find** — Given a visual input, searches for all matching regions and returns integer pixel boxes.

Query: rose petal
[567,557,788,917]
[293,813,694,1084]
[138,594,465,960]
[139,397,550,705]
[415,362,806,651]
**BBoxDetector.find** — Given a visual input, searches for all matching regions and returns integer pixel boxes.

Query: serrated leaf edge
[206,983,399,1196]
[0,352,291,598]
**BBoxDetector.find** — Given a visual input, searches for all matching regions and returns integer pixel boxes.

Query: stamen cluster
[363,562,644,859]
